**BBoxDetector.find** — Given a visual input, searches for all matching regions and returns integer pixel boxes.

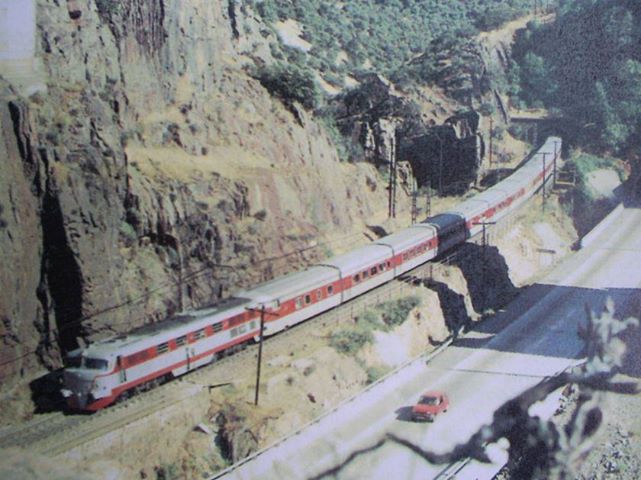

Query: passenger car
[411,391,449,422]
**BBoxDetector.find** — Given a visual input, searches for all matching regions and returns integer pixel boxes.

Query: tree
[519,52,554,107]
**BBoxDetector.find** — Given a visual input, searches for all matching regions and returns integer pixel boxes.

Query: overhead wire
[0,227,380,368]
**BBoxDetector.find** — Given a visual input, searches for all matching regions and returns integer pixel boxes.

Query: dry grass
[127,145,270,183]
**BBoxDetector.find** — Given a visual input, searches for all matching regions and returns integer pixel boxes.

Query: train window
[295,297,303,309]
[64,355,82,368]
[316,289,322,301]
[354,274,360,283]
[176,336,187,346]
[387,261,392,268]
[230,327,239,338]
[250,320,257,330]
[305,294,311,304]
[84,357,109,370]
[370,267,377,275]
[193,329,206,340]
[157,342,169,355]
[212,322,223,333]
[363,270,369,279]
[327,285,334,295]
[380,263,385,271]
[238,324,247,334]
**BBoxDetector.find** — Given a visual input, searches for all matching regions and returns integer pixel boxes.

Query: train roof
[447,197,489,219]
[82,296,252,358]
[375,225,436,252]
[497,171,533,192]
[237,265,339,304]
[471,187,508,206]
[319,243,392,275]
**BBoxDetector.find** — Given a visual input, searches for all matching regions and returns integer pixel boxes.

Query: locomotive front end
[61,349,116,411]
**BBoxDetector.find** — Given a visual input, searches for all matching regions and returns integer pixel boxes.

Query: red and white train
[61,137,561,411]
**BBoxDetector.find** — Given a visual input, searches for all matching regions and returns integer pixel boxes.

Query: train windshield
[64,355,82,368]
[83,357,109,370]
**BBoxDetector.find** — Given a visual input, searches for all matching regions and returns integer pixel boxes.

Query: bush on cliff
[254,62,320,110]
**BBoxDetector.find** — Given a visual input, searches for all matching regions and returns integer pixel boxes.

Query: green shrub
[357,310,381,328]
[330,296,421,355]
[119,221,137,243]
[95,0,120,15]
[254,62,320,110]
[366,366,389,384]
[571,153,622,182]
[254,209,268,221]
[378,296,421,327]
[475,4,520,31]
[329,329,373,355]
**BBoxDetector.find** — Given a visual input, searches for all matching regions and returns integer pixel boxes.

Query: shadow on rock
[29,369,67,413]
[451,243,520,314]
[425,279,471,335]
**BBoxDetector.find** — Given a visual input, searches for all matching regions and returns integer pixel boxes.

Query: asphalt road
[218,202,641,480]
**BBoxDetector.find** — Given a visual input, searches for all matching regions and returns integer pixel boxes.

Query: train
[61,136,561,411]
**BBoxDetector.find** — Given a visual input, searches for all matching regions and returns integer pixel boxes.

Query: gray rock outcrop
[0,1,387,387]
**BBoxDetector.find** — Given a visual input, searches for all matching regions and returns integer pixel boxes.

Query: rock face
[400,111,484,193]
[0,1,390,387]
[332,74,484,192]
[332,73,423,165]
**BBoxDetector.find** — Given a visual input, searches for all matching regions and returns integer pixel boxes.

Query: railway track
[1,270,430,457]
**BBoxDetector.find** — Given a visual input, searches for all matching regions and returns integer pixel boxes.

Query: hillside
[509,0,641,182]
[0,0,539,393]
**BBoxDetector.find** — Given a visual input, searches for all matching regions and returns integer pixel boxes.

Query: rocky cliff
[0,0,393,388]
[0,1,535,396]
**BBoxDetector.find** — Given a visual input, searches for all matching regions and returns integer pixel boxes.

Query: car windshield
[419,396,439,406]
[83,357,109,370]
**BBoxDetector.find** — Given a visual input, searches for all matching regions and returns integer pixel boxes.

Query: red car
[411,391,449,422]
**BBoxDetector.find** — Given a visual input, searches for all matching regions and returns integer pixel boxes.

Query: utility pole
[489,117,493,168]
[541,152,549,212]
[388,157,397,218]
[247,305,278,406]
[425,187,432,218]
[433,132,444,196]
[553,140,560,188]
[392,160,397,218]
[387,130,398,219]
[411,180,418,224]
[177,242,185,312]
